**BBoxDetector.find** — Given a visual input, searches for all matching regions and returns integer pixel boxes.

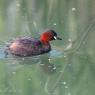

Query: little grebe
[6,29,62,56]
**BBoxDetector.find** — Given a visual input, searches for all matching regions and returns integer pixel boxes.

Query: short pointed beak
[54,36,62,40]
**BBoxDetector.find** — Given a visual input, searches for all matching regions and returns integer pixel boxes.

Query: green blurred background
[0,0,95,95]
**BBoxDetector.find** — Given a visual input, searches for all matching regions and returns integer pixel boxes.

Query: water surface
[0,0,95,95]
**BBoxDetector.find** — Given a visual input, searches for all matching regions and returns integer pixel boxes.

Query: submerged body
[6,30,62,57]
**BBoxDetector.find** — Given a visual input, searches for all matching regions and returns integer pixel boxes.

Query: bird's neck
[40,40,50,45]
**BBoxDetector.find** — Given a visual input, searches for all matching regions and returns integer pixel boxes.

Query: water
[0,0,95,95]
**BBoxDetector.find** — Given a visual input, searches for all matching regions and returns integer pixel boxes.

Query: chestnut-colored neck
[40,35,50,45]
[40,39,50,45]
[40,31,53,45]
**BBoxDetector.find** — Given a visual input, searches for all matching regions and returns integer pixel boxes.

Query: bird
[5,29,62,57]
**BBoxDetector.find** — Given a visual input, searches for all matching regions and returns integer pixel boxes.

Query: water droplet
[28,78,31,81]
[16,3,20,7]
[22,58,25,60]
[65,86,68,88]
[68,39,72,42]
[33,21,37,27]
[72,8,76,11]
[68,92,71,95]
[48,58,51,61]
[64,55,67,58]
[53,23,57,26]
[61,81,67,85]
[12,71,16,74]
[64,42,72,50]
[52,66,56,70]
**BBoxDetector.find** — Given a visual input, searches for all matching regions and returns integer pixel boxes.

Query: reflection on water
[0,45,64,95]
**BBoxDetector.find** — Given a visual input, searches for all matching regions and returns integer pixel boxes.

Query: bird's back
[8,37,51,56]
